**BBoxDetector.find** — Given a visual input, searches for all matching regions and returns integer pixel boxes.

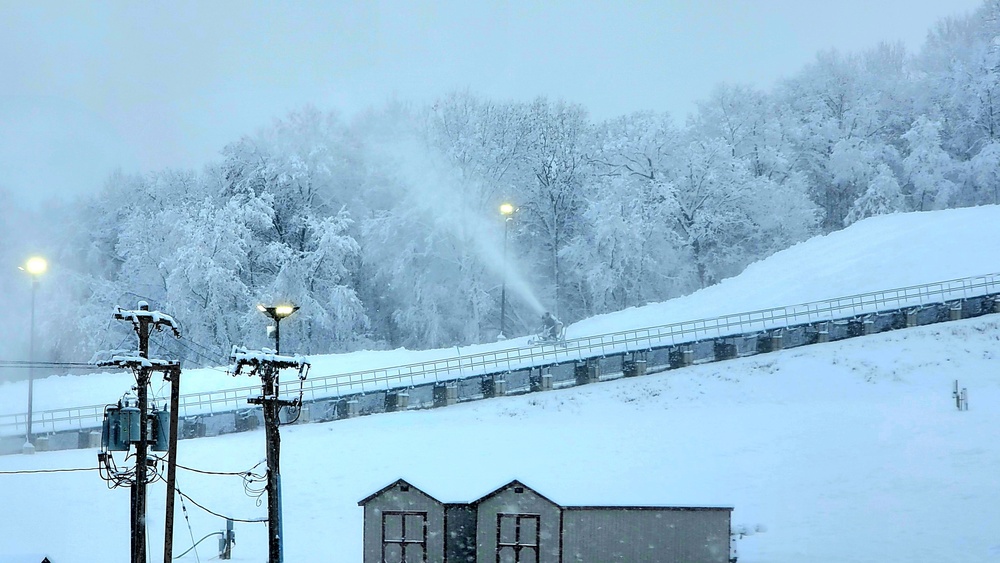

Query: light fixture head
[499,203,515,216]
[25,257,47,276]
[274,305,295,317]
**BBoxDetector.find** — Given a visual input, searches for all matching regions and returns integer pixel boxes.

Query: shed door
[496,513,540,563]
[382,511,428,563]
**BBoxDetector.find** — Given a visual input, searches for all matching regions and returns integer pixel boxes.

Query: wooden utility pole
[108,302,181,563]
[230,347,309,563]
[162,365,181,563]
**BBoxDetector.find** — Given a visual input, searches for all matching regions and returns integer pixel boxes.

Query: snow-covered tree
[514,98,592,319]
[573,112,688,312]
[902,116,958,210]
[845,164,905,225]
[967,140,1000,204]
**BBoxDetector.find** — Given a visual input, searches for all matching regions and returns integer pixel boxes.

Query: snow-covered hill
[572,204,1000,334]
[2,207,1000,562]
[4,205,1000,416]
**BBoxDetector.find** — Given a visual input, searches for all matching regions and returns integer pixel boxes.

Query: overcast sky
[0,0,984,207]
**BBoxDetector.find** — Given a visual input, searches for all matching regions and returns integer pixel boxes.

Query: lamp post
[251,302,301,563]
[499,203,514,339]
[19,256,46,454]
[257,304,299,354]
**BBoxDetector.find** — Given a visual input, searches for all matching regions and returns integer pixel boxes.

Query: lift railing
[4,272,998,436]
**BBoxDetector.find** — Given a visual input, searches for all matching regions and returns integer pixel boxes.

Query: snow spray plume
[374,136,546,316]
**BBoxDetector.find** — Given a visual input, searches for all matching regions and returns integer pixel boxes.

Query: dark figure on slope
[540,312,563,341]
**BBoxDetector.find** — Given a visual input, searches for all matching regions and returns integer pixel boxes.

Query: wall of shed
[561,508,731,563]
[476,487,562,563]
[362,485,446,563]
[445,505,477,563]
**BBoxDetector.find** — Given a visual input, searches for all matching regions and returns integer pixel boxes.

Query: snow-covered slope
[3,207,1000,562]
[4,205,1000,416]
[2,316,998,562]
[572,205,1000,335]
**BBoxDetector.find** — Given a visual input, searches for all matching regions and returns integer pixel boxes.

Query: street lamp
[499,203,515,339]
[18,256,47,454]
[257,303,299,354]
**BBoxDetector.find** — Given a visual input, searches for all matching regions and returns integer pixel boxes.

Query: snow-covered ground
[2,206,1000,561]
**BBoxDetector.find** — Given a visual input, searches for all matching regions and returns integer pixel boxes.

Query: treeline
[9,1,1000,364]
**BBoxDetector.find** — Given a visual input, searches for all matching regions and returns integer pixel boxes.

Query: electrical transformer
[101,403,172,453]
[101,406,129,451]
[100,404,149,451]
[120,405,142,443]
[151,408,170,452]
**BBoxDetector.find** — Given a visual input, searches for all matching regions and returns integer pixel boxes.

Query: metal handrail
[4,272,998,436]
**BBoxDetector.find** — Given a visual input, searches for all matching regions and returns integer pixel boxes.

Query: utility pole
[105,302,181,563]
[230,346,309,563]
[162,364,181,563]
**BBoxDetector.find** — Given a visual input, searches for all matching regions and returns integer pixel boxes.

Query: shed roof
[469,479,561,508]
[359,478,733,512]
[562,505,733,511]
[357,478,441,506]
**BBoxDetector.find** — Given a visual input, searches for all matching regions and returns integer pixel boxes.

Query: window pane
[519,517,538,545]
[383,543,402,562]
[518,547,538,563]
[498,546,517,563]
[404,514,425,541]
[404,544,425,563]
[384,514,403,542]
[499,515,517,544]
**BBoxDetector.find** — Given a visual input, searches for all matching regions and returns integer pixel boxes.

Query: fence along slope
[3,272,998,435]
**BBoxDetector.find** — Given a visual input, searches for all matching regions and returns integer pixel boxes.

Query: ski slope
[4,205,1000,417]
[2,206,1000,562]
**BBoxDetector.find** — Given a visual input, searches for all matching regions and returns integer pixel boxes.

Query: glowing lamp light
[257,303,300,320]
[500,203,514,216]
[23,257,48,276]
[256,303,300,354]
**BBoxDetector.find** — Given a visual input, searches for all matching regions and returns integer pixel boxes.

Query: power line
[174,531,222,560]
[0,360,105,370]
[174,486,267,524]
[172,459,266,477]
[152,334,229,372]
[178,334,229,364]
[0,466,99,475]
[163,458,268,503]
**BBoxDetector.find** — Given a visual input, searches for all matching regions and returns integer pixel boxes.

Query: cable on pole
[0,360,108,369]
[176,482,203,563]
[174,486,267,524]
[173,532,222,560]
[0,467,99,475]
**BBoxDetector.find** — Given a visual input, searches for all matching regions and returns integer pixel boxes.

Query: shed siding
[476,487,561,563]
[561,508,730,563]
[445,505,478,563]
[362,484,446,563]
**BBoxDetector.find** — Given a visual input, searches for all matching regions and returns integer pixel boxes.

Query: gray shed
[360,479,733,563]
[472,480,562,563]
[561,506,732,562]
[359,479,446,562]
